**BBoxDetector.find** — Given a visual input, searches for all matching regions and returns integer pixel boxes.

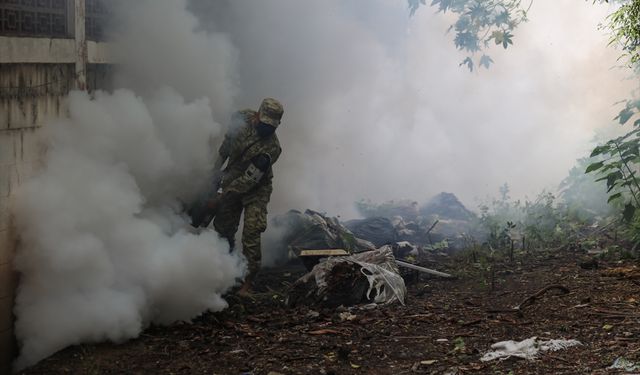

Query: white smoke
[191,0,634,218]
[11,0,637,368]
[111,0,238,119]
[13,0,243,369]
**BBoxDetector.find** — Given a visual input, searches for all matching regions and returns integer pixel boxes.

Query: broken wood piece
[460,319,482,327]
[589,307,640,318]
[296,248,452,278]
[308,329,344,335]
[299,249,349,257]
[425,219,439,235]
[486,309,521,314]
[514,284,570,311]
[395,260,453,278]
[296,248,349,270]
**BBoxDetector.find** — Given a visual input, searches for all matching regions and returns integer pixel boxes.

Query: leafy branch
[587,126,640,221]
[408,0,533,71]
[599,0,640,67]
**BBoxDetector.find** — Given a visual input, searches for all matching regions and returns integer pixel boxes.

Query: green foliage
[408,0,532,70]
[452,337,466,352]
[475,184,568,250]
[586,127,640,222]
[558,157,614,221]
[600,0,640,67]
[424,239,449,251]
[408,0,428,16]
[584,0,640,242]
[410,0,639,71]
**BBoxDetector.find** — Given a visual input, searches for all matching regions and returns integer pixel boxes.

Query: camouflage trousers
[213,194,269,278]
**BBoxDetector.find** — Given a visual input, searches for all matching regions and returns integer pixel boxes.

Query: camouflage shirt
[218,109,281,198]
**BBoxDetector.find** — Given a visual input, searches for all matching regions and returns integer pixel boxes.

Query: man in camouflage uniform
[211,98,283,296]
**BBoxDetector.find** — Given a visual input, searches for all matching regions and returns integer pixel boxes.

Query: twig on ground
[514,284,570,311]
[589,307,640,318]
[486,309,521,314]
[460,319,482,327]
[546,354,573,365]
[282,355,319,362]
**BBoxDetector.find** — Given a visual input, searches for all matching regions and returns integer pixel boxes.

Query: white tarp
[480,337,582,362]
[309,246,407,305]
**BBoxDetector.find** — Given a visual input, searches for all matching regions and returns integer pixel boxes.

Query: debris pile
[287,247,407,308]
[420,192,475,221]
[269,209,375,257]
[355,199,419,221]
[268,193,466,304]
[344,217,398,247]
[269,193,475,267]
[347,192,475,250]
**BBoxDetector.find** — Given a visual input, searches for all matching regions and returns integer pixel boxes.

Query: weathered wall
[1,0,113,370]
[0,63,74,372]
[0,61,114,371]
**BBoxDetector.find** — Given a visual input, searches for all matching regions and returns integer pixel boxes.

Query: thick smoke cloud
[13,0,243,369]
[190,0,634,218]
[111,0,238,119]
[12,0,637,368]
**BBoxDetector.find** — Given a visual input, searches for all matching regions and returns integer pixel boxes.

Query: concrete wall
[0,2,114,371]
[0,62,73,372]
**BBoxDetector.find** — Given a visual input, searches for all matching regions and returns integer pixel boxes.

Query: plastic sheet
[480,337,582,362]
[298,247,407,306]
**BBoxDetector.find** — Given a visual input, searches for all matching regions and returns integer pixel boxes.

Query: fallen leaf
[339,312,357,321]
[421,360,438,365]
[350,363,361,369]
[325,352,336,360]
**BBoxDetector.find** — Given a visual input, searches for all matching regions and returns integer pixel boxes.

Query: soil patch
[20,252,640,374]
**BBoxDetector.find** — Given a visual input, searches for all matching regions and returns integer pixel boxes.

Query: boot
[237,274,254,297]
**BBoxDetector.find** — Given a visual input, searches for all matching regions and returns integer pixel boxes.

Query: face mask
[256,122,276,138]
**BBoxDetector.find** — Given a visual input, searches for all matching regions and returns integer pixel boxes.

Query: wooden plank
[299,249,349,257]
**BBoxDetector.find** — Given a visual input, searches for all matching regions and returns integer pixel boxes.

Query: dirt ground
[19,249,640,375]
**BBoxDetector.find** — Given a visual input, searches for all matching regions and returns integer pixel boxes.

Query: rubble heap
[287,247,407,308]
[268,209,374,257]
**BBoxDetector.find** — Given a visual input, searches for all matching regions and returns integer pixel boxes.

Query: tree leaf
[479,54,494,69]
[455,31,480,52]
[590,145,610,157]
[623,203,636,222]
[459,56,474,71]
[501,31,514,49]
[408,0,427,16]
[606,171,624,192]
[585,161,604,173]
[430,0,455,13]
[608,192,623,203]
[494,11,510,26]
[616,107,635,125]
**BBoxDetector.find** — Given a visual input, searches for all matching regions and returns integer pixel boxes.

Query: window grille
[85,0,107,41]
[0,0,69,38]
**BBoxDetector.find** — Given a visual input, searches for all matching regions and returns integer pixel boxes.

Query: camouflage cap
[258,98,284,128]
